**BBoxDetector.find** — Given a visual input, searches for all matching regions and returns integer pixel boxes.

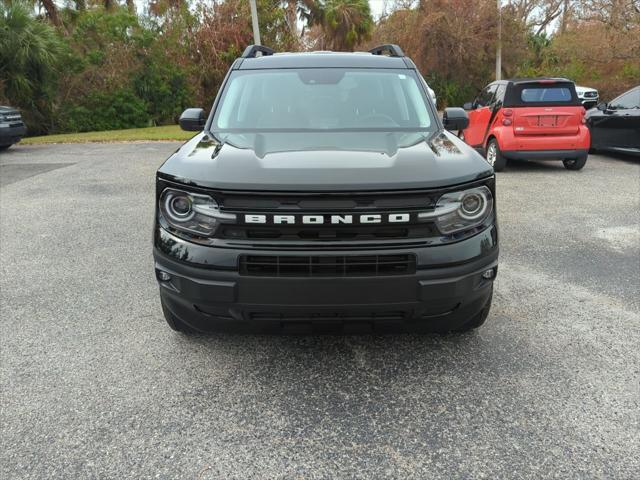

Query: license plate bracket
[539,115,557,127]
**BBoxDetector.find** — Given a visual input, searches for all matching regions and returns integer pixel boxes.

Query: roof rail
[369,44,405,57]
[241,45,276,58]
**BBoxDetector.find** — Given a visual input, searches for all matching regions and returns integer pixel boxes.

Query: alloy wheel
[486,143,496,166]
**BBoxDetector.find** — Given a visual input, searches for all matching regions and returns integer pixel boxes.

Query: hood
[158,130,493,191]
[575,86,598,94]
[0,106,20,114]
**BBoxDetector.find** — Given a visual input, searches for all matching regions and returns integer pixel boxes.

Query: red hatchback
[460,78,590,171]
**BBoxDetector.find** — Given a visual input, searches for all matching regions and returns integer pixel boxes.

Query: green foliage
[425,75,477,108]
[3,0,637,136]
[313,0,373,50]
[58,88,150,132]
[134,59,193,125]
[621,62,640,82]
[0,1,66,133]
[257,0,299,50]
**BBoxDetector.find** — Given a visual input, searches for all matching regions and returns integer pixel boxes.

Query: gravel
[1,143,638,479]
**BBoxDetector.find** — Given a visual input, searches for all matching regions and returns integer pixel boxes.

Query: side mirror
[443,107,469,131]
[463,102,474,111]
[179,108,206,131]
[596,102,608,111]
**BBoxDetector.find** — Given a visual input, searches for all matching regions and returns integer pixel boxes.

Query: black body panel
[586,86,640,154]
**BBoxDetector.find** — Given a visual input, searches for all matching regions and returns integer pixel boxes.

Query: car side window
[609,89,639,110]
[475,85,497,108]
[492,85,506,108]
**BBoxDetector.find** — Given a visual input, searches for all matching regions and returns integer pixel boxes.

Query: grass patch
[21,125,194,145]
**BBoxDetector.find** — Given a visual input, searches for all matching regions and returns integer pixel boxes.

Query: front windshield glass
[212,68,434,132]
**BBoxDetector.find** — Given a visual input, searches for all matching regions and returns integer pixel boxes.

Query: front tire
[563,154,587,171]
[486,138,507,171]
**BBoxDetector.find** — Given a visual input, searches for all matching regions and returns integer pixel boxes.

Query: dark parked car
[153,44,498,335]
[586,86,640,156]
[0,106,26,150]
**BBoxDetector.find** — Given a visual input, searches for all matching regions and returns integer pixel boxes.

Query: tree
[308,0,373,51]
[506,0,568,34]
[40,0,62,27]
[283,0,321,45]
[0,1,65,132]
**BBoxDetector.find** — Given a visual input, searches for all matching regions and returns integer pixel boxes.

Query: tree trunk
[286,1,299,39]
[559,0,570,34]
[40,0,62,27]
[126,0,135,13]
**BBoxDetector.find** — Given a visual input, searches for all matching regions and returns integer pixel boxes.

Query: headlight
[419,186,493,234]
[159,188,235,236]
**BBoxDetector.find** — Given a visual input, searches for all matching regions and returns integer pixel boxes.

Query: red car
[460,78,590,171]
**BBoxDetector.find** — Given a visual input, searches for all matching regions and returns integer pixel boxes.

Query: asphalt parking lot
[1,143,638,479]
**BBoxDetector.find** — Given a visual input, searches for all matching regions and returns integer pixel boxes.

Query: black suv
[153,44,498,334]
[0,106,26,150]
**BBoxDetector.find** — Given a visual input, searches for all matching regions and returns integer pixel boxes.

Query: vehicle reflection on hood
[205,130,441,159]
[428,132,464,157]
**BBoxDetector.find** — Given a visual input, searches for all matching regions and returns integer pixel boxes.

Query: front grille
[239,254,417,277]
[215,190,440,243]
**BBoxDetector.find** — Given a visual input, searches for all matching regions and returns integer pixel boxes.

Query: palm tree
[286,0,322,40]
[0,1,65,129]
[308,0,373,51]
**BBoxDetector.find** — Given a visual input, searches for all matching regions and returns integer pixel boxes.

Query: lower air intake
[239,254,416,277]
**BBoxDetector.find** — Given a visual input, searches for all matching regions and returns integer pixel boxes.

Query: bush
[424,75,477,109]
[58,88,150,132]
[134,60,192,125]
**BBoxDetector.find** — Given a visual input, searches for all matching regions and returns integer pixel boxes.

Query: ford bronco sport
[153,44,498,334]
[461,78,590,171]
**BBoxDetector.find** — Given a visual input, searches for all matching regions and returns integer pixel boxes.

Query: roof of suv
[236,45,411,70]
[506,77,573,84]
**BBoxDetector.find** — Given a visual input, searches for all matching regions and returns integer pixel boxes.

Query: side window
[609,90,639,110]
[476,84,498,107]
[492,85,507,107]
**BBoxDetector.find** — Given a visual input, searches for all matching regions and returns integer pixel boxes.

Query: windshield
[212,68,434,132]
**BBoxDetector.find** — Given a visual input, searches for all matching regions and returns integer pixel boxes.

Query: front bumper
[153,225,499,333]
[579,96,598,107]
[0,125,27,145]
